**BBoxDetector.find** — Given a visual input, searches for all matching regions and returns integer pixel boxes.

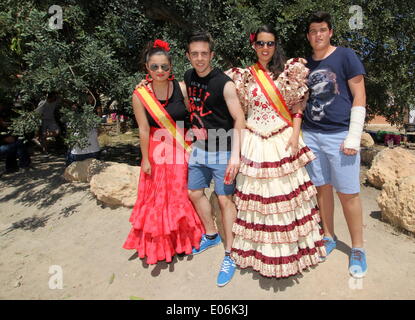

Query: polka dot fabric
[123,127,204,264]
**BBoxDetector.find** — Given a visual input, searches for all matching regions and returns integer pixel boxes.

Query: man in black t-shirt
[185,31,245,287]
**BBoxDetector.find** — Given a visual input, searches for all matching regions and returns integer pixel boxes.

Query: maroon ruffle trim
[232,240,325,266]
[246,125,289,139]
[241,146,312,169]
[235,206,319,233]
[235,265,304,279]
[235,180,314,204]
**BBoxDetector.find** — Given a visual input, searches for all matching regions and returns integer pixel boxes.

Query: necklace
[151,81,170,108]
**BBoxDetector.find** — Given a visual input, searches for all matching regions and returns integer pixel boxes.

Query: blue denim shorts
[188,147,235,195]
[302,130,360,194]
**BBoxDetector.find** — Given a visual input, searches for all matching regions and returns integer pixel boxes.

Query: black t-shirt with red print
[184,68,233,152]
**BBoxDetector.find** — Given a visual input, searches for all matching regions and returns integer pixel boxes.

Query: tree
[0,0,413,148]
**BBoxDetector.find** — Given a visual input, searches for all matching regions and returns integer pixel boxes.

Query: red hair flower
[249,32,256,44]
[153,39,170,52]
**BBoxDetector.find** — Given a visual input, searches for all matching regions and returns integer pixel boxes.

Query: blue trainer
[349,248,368,278]
[217,255,236,287]
[192,234,222,255]
[320,236,337,262]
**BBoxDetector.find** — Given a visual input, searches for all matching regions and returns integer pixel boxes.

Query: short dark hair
[186,31,214,52]
[306,11,332,33]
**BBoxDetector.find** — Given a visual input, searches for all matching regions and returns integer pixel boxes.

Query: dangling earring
[146,74,153,82]
[168,74,175,81]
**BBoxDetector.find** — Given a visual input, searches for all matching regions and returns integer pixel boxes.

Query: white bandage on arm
[344,106,366,151]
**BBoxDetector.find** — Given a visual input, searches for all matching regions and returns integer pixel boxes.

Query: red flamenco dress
[123,80,204,264]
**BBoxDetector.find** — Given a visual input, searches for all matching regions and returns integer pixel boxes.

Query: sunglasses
[254,41,276,48]
[149,64,170,72]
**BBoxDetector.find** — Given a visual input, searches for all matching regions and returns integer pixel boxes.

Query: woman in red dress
[123,40,204,264]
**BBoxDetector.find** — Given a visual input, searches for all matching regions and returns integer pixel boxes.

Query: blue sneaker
[217,255,236,287]
[349,248,368,278]
[192,234,221,255]
[320,236,337,262]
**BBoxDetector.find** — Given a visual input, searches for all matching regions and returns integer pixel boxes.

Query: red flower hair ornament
[249,32,256,44]
[153,39,170,52]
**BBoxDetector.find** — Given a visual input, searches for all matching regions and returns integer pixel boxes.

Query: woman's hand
[224,154,240,184]
[141,158,151,175]
[285,133,299,155]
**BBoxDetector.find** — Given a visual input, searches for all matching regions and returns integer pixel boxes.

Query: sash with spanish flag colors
[249,62,293,127]
[133,86,192,153]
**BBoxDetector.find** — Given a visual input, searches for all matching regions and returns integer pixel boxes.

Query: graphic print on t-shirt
[188,81,213,140]
[307,67,340,121]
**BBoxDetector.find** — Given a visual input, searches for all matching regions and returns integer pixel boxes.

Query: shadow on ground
[0,150,88,234]
[100,144,140,166]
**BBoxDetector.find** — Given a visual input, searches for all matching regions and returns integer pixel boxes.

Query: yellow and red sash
[134,86,192,153]
[249,62,293,127]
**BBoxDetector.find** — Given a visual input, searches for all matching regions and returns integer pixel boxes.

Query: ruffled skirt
[123,127,204,264]
[231,124,326,278]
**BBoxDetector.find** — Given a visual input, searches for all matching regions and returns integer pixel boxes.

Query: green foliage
[9,109,42,139]
[60,104,102,149]
[0,0,414,146]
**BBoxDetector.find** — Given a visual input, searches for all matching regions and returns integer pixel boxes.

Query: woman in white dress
[225,25,326,278]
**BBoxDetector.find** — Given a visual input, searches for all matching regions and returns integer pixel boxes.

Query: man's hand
[224,155,240,184]
[291,91,309,114]
[135,79,149,91]
[340,142,358,156]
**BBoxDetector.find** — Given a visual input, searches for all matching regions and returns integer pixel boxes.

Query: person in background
[0,100,31,176]
[35,92,62,152]
[65,93,102,166]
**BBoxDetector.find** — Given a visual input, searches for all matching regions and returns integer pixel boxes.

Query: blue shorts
[188,147,235,196]
[302,130,360,194]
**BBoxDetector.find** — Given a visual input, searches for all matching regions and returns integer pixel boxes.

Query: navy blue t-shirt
[302,47,366,132]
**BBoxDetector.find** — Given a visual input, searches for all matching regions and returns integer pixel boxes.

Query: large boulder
[360,147,380,167]
[361,132,375,147]
[64,159,114,183]
[64,159,99,183]
[365,147,415,189]
[377,175,415,234]
[90,163,140,207]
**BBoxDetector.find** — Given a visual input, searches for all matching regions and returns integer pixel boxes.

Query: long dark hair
[139,41,172,73]
[253,25,286,79]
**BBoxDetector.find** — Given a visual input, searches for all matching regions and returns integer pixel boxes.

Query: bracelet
[293,113,303,119]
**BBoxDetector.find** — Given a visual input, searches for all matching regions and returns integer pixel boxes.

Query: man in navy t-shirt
[302,11,368,279]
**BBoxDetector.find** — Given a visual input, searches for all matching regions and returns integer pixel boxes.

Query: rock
[361,132,375,147]
[64,159,96,183]
[64,159,111,183]
[360,147,380,167]
[90,163,140,207]
[365,147,415,189]
[87,160,115,182]
[377,175,415,234]
[14,281,22,288]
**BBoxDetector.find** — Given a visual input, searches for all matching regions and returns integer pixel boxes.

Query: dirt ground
[0,149,415,300]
